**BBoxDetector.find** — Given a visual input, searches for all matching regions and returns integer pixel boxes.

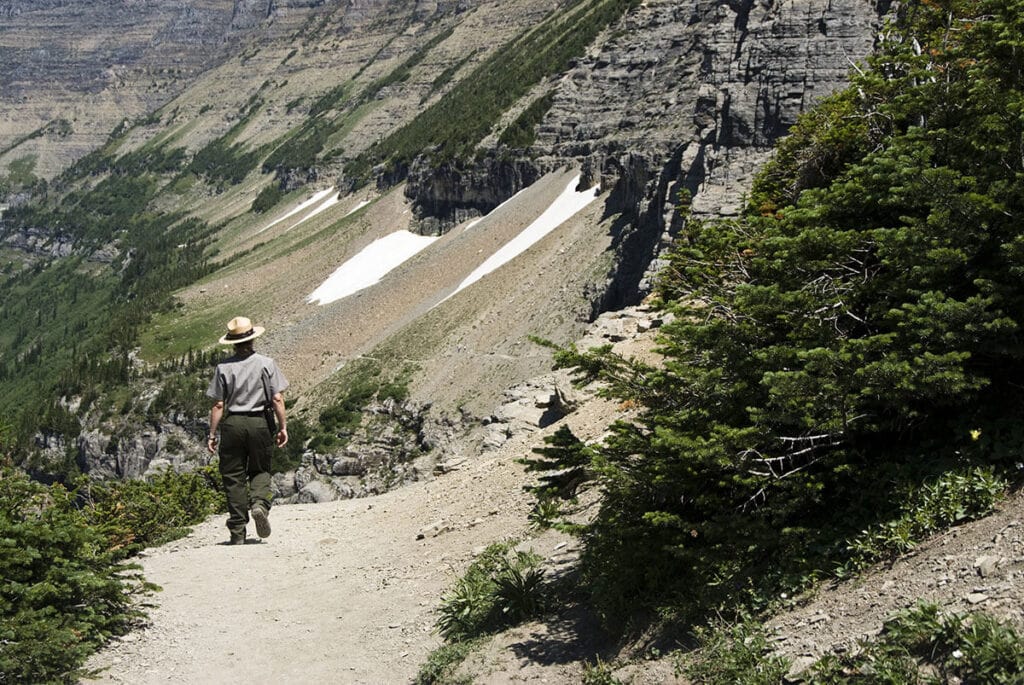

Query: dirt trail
[86,438,539,683]
[85,391,624,684]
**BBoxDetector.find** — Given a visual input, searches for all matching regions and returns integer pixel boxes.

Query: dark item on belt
[261,370,277,434]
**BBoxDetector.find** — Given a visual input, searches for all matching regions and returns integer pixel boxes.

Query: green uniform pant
[218,414,273,537]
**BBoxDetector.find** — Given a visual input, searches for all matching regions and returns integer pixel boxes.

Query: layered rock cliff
[0,0,237,177]
[405,0,884,301]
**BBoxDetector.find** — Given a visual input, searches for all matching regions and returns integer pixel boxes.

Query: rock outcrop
[405,156,543,236]
[271,397,433,504]
[406,0,883,256]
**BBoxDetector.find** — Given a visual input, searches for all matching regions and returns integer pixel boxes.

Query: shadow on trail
[507,603,611,666]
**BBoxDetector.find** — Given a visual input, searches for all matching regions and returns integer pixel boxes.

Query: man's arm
[272,391,288,447]
[207,400,224,454]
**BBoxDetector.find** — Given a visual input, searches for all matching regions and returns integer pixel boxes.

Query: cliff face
[540,0,883,216]
[0,0,238,177]
[405,0,883,296]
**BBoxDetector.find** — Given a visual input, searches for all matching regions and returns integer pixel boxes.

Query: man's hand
[206,435,218,454]
[276,428,288,448]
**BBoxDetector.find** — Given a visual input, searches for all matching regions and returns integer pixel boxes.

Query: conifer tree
[554,0,1024,624]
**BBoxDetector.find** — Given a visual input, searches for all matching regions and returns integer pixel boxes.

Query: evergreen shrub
[0,464,221,682]
[0,468,151,682]
[548,0,1024,627]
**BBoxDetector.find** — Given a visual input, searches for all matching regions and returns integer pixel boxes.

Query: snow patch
[256,187,336,235]
[449,175,599,298]
[283,191,340,233]
[307,230,439,305]
[346,200,371,217]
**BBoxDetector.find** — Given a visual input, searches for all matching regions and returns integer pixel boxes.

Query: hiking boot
[251,504,271,539]
[229,532,246,545]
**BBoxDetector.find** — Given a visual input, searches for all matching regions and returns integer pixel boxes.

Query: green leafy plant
[838,468,1005,576]
[581,657,624,684]
[806,603,1024,684]
[683,616,790,684]
[436,541,547,642]
[414,638,481,685]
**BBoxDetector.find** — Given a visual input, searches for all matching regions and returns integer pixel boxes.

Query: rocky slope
[82,306,1024,682]
[0,0,238,177]
[1,0,892,503]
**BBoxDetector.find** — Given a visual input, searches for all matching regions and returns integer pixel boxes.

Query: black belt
[228,409,264,417]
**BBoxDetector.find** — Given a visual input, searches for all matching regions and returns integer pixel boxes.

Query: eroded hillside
[0,0,882,499]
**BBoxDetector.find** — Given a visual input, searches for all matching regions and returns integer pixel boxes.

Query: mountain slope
[1,0,885,491]
[0,0,237,179]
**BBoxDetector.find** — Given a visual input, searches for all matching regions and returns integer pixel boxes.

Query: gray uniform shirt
[206,352,289,413]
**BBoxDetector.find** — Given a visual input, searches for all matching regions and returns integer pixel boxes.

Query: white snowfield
[256,187,336,235]
[346,199,371,216]
[450,175,599,298]
[307,174,600,307]
[286,191,340,232]
[306,231,439,305]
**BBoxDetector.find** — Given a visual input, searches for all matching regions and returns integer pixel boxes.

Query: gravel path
[84,391,625,684]
[86,439,537,683]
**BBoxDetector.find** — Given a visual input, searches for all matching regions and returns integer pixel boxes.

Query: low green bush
[838,467,1005,576]
[414,638,481,685]
[807,603,1024,684]
[683,616,790,685]
[436,540,547,642]
[0,465,222,682]
[581,658,625,684]
[308,359,411,452]
[417,541,548,683]
[79,467,224,558]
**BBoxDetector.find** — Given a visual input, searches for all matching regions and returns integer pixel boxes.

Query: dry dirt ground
[83,391,624,684]
[766,486,1024,675]
[85,321,1024,684]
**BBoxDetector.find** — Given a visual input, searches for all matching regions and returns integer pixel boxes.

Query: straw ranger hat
[218,316,265,345]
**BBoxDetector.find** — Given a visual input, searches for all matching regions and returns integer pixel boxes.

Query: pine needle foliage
[518,425,595,532]
[518,424,594,497]
[550,0,1024,628]
[0,468,151,683]
[0,465,222,682]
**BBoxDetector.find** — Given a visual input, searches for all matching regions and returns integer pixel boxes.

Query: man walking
[206,316,289,545]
